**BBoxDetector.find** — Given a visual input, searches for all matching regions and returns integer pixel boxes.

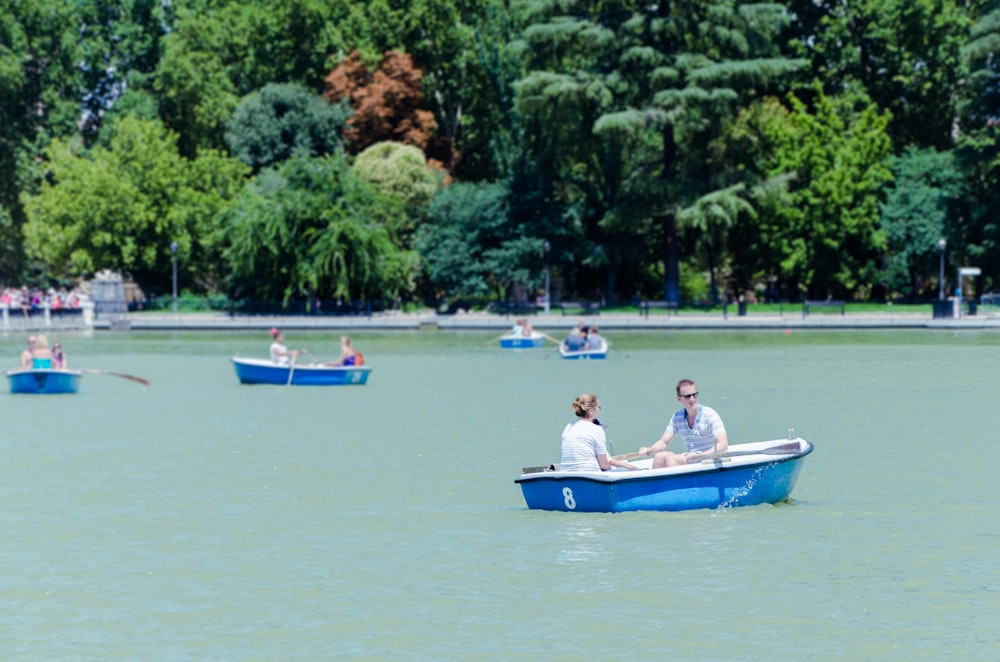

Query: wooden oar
[80,369,150,386]
[606,342,630,359]
[286,351,299,386]
[541,332,562,345]
[483,332,509,347]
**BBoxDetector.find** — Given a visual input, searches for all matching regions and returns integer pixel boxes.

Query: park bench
[639,300,679,317]
[802,300,845,318]
[560,301,601,316]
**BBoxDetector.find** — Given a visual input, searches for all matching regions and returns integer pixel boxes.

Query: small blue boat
[499,332,547,349]
[231,357,372,386]
[7,368,83,394]
[559,339,608,360]
[515,438,813,513]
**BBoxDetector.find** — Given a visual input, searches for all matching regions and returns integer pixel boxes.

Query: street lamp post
[543,240,551,314]
[170,241,179,314]
[937,238,947,300]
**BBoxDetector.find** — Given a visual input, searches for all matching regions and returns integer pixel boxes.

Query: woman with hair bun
[559,393,637,472]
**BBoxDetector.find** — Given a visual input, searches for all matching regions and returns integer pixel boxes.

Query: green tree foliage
[880,148,968,296]
[0,0,93,280]
[787,0,968,150]
[152,0,375,158]
[763,89,894,298]
[352,142,440,233]
[955,3,1000,290]
[225,83,352,173]
[223,155,416,303]
[511,0,805,303]
[21,116,249,294]
[416,181,542,304]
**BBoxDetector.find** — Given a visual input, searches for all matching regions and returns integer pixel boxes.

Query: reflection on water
[554,519,609,567]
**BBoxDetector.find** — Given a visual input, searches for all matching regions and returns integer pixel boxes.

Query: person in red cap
[269,328,305,365]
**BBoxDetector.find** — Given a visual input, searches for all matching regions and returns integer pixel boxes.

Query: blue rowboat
[515,438,813,513]
[499,332,547,349]
[7,368,83,394]
[231,357,372,386]
[559,339,608,360]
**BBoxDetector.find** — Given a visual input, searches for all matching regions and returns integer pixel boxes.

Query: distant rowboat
[6,368,82,394]
[231,357,372,386]
[499,332,547,349]
[559,339,608,360]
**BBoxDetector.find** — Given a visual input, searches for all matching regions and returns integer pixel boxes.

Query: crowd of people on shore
[1,286,88,317]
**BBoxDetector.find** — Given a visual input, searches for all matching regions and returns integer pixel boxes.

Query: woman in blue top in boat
[326,335,362,366]
[560,393,637,472]
[639,379,728,468]
[30,334,54,369]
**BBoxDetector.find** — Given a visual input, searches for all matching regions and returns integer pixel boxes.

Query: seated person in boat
[560,393,637,472]
[562,327,586,352]
[269,328,303,365]
[52,343,67,369]
[31,334,54,369]
[326,335,362,366]
[522,321,534,336]
[510,318,525,337]
[584,326,605,350]
[639,379,728,468]
[20,336,36,369]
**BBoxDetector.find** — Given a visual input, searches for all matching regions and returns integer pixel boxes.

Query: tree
[763,89,894,298]
[880,148,968,296]
[0,0,92,282]
[223,155,416,303]
[324,50,442,166]
[416,180,543,305]
[512,0,805,303]
[226,83,352,173]
[786,0,968,150]
[21,115,248,294]
[352,141,441,240]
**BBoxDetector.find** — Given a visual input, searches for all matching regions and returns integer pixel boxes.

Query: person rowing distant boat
[19,335,36,369]
[269,328,305,365]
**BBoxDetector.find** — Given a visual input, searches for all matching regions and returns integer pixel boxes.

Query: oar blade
[82,369,150,386]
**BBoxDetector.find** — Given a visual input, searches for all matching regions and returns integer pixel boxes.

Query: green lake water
[1,329,998,660]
